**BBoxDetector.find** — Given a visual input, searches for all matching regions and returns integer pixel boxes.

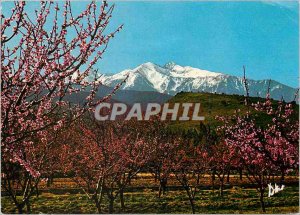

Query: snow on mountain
[166,62,222,78]
[99,62,298,102]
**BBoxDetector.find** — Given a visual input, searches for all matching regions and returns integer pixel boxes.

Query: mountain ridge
[99,62,298,102]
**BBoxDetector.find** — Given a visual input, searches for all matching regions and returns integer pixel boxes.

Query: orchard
[1,1,299,214]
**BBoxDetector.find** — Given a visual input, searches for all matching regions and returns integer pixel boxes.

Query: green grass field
[1,175,299,214]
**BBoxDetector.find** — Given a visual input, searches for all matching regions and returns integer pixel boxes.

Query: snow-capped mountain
[99,62,298,102]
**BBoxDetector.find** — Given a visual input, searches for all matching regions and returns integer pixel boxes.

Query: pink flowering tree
[171,140,210,214]
[60,122,108,213]
[1,127,64,213]
[1,1,125,213]
[146,121,180,198]
[209,141,239,197]
[148,136,178,198]
[1,0,124,177]
[217,97,299,212]
[60,120,152,213]
[252,98,299,182]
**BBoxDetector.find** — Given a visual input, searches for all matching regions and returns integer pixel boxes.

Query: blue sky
[2,1,299,87]
[98,1,299,88]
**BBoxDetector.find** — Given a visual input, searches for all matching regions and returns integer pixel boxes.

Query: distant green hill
[167,92,298,132]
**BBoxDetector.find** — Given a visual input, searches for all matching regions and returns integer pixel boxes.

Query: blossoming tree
[1,1,125,213]
[60,119,152,213]
[218,97,299,212]
[1,0,123,177]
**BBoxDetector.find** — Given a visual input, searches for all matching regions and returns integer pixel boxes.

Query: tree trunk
[184,187,195,214]
[162,184,166,196]
[17,204,24,214]
[226,171,230,183]
[26,199,31,213]
[220,179,224,197]
[108,198,114,214]
[96,202,102,214]
[186,188,195,214]
[211,171,215,193]
[128,172,132,185]
[197,173,200,185]
[93,197,102,214]
[158,179,167,198]
[158,184,162,198]
[280,171,285,184]
[260,189,266,212]
[35,184,40,197]
[120,189,125,210]
[99,194,103,213]
[239,168,243,181]
[188,197,195,214]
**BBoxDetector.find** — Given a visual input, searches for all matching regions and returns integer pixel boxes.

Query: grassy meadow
[2,174,299,214]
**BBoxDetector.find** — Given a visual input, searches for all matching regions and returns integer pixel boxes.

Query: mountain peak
[139,62,156,68]
[136,62,160,72]
[164,61,177,70]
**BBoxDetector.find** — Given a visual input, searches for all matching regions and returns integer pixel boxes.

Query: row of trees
[2,95,298,213]
[66,95,298,214]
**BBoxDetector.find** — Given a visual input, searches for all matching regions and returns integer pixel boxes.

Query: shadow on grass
[1,185,299,214]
